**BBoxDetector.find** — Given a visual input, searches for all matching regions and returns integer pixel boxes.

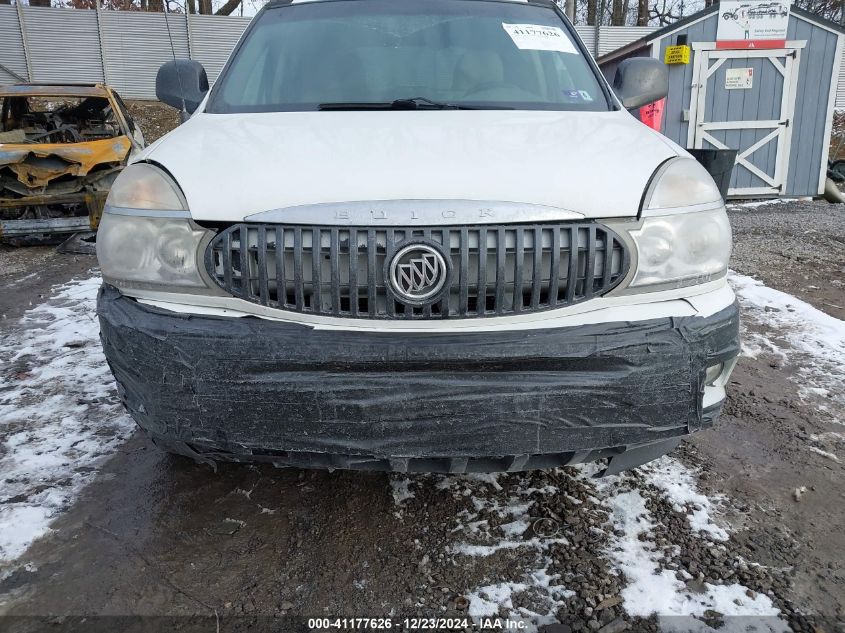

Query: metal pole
[186,11,194,60]
[593,15,601,59]
[566,0,576,22]
[16,1,34,82]
[594,0,608,57]
[95,0,111,85]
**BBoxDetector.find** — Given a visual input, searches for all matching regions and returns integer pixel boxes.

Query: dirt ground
[0,107,843,633]
[729,200,845,321]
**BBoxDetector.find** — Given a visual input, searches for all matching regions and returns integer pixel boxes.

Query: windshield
[207,0,610,113]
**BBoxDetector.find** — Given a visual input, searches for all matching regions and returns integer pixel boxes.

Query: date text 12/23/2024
[307,618,529,630]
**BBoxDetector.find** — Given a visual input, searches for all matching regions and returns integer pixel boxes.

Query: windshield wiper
[391,97,475,110]
[318,102,398,111]
[317,98,507,111]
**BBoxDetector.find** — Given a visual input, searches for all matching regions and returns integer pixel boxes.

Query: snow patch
[597,482,783,622]
[499,519,531,538]
[640,458,728,541]
[454,536,566,557]
[466,564,575,630]
[389,478,415,504]
[727,198,809,210]
[588,457,786,628]
[807,446,839,462]
[0,276,133,566]
[450,473,575,632]
[467,582,526,617]
[0,506,53,569]
[730,272,845,407]
[464,473,503,491]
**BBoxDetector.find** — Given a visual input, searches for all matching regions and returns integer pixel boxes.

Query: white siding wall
[22,6,104,84]
[0,6,28,83]
[597,25,657,56]
[575,25,655,57]
[837,46,845,107]
[101,11,189,99]
[575,26,596,55]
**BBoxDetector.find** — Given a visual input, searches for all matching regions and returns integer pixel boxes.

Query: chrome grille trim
[204,223,630,320]
[243,199,584,225]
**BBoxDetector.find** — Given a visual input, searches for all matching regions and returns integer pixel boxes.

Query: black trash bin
[686,148,737,199]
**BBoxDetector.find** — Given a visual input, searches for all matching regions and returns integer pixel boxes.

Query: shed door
[690,46,801,197]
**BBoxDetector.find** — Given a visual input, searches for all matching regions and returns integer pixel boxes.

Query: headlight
[97,163,210,289]
[644,158,722,210]
[629,208,732,288]
[107,163,188,210]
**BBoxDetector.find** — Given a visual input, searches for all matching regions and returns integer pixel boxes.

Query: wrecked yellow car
[0,83,144,242]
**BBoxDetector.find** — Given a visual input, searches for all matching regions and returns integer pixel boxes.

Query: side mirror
[612,58,669,110]
[156,59,209,116]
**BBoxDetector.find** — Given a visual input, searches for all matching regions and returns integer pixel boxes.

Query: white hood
[145,109,679,221]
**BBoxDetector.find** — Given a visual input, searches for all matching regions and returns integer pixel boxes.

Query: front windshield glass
[207,0,610,113]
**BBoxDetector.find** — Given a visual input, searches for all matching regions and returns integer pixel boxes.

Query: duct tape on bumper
[97,285,740,472]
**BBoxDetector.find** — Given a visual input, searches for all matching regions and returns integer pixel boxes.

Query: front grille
[204,223,630,320]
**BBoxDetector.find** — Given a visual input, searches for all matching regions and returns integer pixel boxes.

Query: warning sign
[717,0,789,49]
[640,98,665,131]
[664,44,691,64]
[725,67,754,89]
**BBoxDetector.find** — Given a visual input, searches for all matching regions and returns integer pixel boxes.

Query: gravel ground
[728,200,845,320]
[0,105,843,633]
[124,100,182,144]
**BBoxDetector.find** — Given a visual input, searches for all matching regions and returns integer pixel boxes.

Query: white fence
[0,5,655,100]
[0,5,250,98]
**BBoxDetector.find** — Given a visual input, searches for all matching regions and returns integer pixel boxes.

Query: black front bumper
[97,285,740,473]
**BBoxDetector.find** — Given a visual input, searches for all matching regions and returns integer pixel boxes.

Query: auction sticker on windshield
[502,23,579,54]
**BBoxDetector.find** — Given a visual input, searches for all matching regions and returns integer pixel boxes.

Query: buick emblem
[388,242,448,304]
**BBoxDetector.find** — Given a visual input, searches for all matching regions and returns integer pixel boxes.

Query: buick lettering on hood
[95,0,739,475]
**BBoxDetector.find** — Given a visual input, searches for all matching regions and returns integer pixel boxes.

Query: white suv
[96,0,739,475]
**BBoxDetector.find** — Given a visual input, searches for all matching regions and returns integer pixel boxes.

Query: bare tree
[637,0,649,25]
[575,0,841,27]
[610,0,624,24]
[586,0,597,24]
[214,0,241,15]
[794,0,842,21]
[649,0,684,25]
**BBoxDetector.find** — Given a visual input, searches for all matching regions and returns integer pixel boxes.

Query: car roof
[0,83,112,98]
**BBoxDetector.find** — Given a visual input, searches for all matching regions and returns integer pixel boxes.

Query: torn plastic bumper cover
[97,285,740,473]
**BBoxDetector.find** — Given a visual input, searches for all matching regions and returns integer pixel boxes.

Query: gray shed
[598,5,844,198]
